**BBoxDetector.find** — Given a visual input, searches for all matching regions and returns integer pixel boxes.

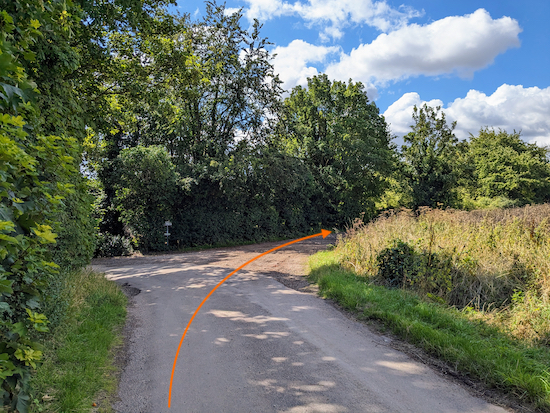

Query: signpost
[164,220,172,246]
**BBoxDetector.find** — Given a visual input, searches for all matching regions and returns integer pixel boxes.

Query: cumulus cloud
[271,40,340,91]
[272,39,379,98]
[383,85,550,146]
[239,0,422,40]
[325,9,521,84]
[448,85,550,145]
[383,92,443,136]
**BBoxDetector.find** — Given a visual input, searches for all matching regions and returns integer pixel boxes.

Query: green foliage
[0,2,84,407]
[114,145,188,251]
[308,250,550,412]
[402,104,458,209]
[90,3,299,250]
[277,74,396,224]
[177,2,282,160]
[459,194,520,211]
[376,240,417,288]
[458,128,550,206]
[170,148,317,247]
[0,103,75,412]
[94,233,134,258]
[376,238,453,296]
[50,176,97,272]
[0,0,167,406]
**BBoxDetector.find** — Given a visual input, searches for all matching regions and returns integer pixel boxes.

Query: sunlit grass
[310,203,550,411]
[308,250,550,412]
[336,205,550,344]
[29,269,127,412]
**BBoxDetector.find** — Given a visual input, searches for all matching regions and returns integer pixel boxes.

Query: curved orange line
[168,230,330,408]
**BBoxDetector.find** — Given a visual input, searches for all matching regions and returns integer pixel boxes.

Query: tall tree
[277,74,396,224]
[93,2,288,246]
[178,2,282,167]
[402,104,458,209]
[95,2,282,171]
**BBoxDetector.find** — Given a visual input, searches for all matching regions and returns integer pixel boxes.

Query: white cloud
[325,9,521,84]
[271,40,340,91]
[224,7,241,16]
[272,39,379,98]
[240,0,290,21]
[447,85,550,145]
[383,85,550,146]
[383,92,443,136]
[239,0,422,40]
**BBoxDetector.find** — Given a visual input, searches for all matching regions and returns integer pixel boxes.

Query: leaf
[23,52,36,62]
[0,302,11,314]
[0,83,24,101]
[25,297,39,309]
[11,322,28,338]
[0,354,16,380]
[0,280,14,295]
[32,225,57,244]
[0,220,15,232]
[15,391,30,413]
[1,11,13,25]
[14,348,23,361]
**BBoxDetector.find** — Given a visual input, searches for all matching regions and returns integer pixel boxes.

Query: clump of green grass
[29,269,127,412]
[308,250,550,412]
[336,204,550,345]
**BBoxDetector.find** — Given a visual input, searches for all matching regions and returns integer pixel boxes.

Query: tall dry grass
[336,204,550,344]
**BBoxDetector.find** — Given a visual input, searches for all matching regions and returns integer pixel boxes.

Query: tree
[177,2,282,166]
[92,2,289,248]
[276,74,395,224]
[1,0,178,407]
[94,2,282,171]
[114,146,188,251]
[81,6,195,239]
[459,128,550,205]
[402,104,458,209]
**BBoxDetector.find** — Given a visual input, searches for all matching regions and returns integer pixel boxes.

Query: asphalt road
[92,240,509,413]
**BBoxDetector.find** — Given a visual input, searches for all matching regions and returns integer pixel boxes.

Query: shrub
[94,233,134,258]
[376,240,417,288]
[376,239,453,298]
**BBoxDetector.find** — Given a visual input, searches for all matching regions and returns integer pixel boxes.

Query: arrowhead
[321,229,331,238]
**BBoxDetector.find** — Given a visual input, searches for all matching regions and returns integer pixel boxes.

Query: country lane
[92,238,509,413]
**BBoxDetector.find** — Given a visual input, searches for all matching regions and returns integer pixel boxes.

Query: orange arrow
[168,229,331,408]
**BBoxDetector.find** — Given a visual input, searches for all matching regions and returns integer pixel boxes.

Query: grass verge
[29,268,127,412]
[308,250,550,412]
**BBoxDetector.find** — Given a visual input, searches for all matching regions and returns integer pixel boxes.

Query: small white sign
[164,221,172,227]
[165,231,171,236]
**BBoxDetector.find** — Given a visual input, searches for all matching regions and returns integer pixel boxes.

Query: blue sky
[172,0,550,146]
